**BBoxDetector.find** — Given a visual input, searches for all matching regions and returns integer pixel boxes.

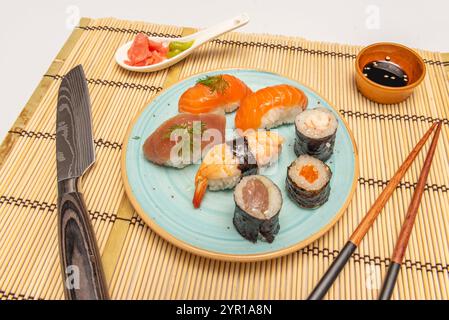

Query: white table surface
[1,0,448,142]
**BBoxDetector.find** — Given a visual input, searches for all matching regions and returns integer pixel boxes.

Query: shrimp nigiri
[192,131,284,208]
[235,84,308,132]
[179,74,252,114]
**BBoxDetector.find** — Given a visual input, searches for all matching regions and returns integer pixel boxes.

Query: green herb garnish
[196,75,229,94]
[163,121,207,151]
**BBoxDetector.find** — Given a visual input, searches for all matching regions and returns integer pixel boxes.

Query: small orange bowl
[355,42,426,104]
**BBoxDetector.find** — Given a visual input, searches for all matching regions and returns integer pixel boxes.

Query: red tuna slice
[143,113,226,166]
[127,33,151,65]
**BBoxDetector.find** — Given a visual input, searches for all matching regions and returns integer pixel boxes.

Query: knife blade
[56,65,109,300]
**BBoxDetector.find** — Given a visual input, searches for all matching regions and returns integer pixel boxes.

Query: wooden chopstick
[307,121,438,300]
[378,122,442,300]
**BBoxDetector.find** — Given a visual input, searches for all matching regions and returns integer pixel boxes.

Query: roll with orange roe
[286,155,332,208]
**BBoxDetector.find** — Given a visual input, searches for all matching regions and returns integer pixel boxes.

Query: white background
[1,0,448,141]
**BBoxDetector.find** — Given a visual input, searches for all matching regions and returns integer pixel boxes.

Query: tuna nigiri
[143,113,226,168]
[235,84,308,132]
[179,74,252,114]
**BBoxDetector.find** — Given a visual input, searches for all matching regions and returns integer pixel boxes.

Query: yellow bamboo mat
[1,17,449,300]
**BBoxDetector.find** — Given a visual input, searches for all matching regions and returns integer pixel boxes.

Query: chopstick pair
[378,122,442,299]
[307,121,442,300]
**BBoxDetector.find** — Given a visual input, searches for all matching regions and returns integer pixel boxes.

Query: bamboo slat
[0,17,448,300]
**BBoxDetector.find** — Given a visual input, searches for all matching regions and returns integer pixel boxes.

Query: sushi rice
[261,105,304,129]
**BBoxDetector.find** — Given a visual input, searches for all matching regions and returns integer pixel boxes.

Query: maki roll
[233,175,282,243]
[286,155,332,208]
[294,107,338,162]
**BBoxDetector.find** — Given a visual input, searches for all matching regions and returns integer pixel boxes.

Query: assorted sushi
[235,84,308,132]
[141,72,342,244]
[179,74,252,114]
[294,107,338,161]
[192,132,284,208]
[233,175,282,243]
[143,113,226,168]
[286,155,332,208]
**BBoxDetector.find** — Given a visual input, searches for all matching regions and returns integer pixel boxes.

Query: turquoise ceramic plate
[122,69,358,261]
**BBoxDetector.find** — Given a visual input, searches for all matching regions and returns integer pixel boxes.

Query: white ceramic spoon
[115,14,250,73]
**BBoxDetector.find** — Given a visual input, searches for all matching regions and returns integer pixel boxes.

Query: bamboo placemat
[1,17,448,300]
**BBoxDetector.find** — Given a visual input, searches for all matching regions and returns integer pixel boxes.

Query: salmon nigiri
[179,74,252,114]
[235,84,308,132]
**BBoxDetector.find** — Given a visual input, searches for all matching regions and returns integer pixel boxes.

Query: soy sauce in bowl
[355,42,426,104]
[363,57,408,87]
[362,58,408,88]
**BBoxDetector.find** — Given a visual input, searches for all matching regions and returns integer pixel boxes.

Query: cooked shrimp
[193,144,242,208]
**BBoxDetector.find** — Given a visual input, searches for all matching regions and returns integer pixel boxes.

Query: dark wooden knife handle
[57,178,109,300]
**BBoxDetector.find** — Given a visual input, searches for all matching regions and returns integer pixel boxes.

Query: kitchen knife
[56,65,109,300]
